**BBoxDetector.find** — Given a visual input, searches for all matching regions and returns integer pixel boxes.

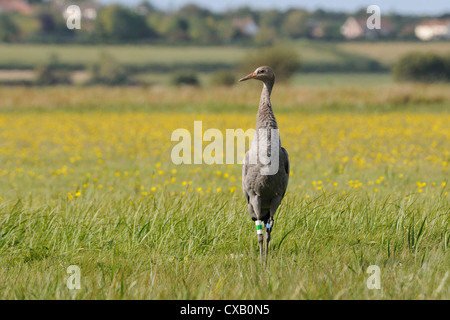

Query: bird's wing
[280,147,290,198]
[281,147,290,176]
[242,151,250,203]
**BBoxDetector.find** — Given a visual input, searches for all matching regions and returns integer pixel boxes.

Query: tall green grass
[0,85,448,299]
[0,191,448,299]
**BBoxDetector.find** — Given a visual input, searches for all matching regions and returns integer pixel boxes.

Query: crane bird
[239,66,290,264]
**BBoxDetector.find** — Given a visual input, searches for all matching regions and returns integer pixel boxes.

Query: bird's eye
[260,70,265,73]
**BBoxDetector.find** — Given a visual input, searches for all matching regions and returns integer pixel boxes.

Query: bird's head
[239,66,275,83]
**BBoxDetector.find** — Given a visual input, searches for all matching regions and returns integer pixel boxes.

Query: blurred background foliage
[0,0,449,86]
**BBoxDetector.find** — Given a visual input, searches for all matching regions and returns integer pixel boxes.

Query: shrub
[210,70,236,86]
[171,70,200,86]
[240,45,301,82]
[34,65,71,85]
[89,51,130,85]
[393,51,450,83]
[34,54,71,85]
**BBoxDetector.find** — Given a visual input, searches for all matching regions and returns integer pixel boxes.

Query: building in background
[415,19,450,40]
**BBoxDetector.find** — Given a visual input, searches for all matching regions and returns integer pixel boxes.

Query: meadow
[1,41,450,72]
[0,82,449,299]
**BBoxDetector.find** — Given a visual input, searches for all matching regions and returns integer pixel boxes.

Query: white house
[415,19,450,41]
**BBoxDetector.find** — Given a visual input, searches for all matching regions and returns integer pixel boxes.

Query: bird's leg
[264,218,274,265]
[255,220,264,264]
[265,197,281,264]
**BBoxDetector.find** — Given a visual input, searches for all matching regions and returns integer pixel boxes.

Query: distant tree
[164,15,190,41]
[188,16,219,44]
[146,10,164,35]
[321,20,345,40]
[96,5,156,41]
[232,6,256,19]
[258,9,283,31]
[240,46,301,82]
[37,12,56,33]
[254,26,278,46]
[0,14,20,42]
[178,4,210,17]
[174,3,219,43]
[137,1,156,15]
[282,10,310,39]
[311,9,327,19]
[35,8,74,37]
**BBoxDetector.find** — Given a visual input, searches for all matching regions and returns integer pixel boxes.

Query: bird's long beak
[239,72,257,82]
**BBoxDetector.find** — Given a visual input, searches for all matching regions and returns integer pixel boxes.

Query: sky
[96,0,450,15]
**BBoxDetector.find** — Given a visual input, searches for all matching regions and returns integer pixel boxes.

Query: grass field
[1,41,449,87]
[337,41,450,66]
[0,82,448,299]
[0,42,341,67]
[2,41,449,70]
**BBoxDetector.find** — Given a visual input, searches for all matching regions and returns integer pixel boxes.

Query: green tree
[254,26,278,46]
[240,46,301,82]
[282,10,310,39]
[178,4,210,17]
[188,17,219,44]
[321,21,345,40]
[164,15,190,42]
[258,9,283,31]
[0,14,20,42]
[96,5,155,41]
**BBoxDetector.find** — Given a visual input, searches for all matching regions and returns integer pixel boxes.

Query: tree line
[0,0,445,44]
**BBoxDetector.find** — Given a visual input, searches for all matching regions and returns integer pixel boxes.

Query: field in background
[2,41,449,68]
[1,41,450,86]
[337,42,450,66]
[0,83,448,299]
[0,41,449,89]
[1,81,449,113]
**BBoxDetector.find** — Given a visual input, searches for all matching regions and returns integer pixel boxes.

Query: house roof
[0,0,32,14]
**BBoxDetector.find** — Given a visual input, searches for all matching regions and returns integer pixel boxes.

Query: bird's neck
[256,80,277,130]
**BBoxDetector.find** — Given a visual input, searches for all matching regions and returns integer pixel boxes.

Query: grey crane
[239,66,290,264]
